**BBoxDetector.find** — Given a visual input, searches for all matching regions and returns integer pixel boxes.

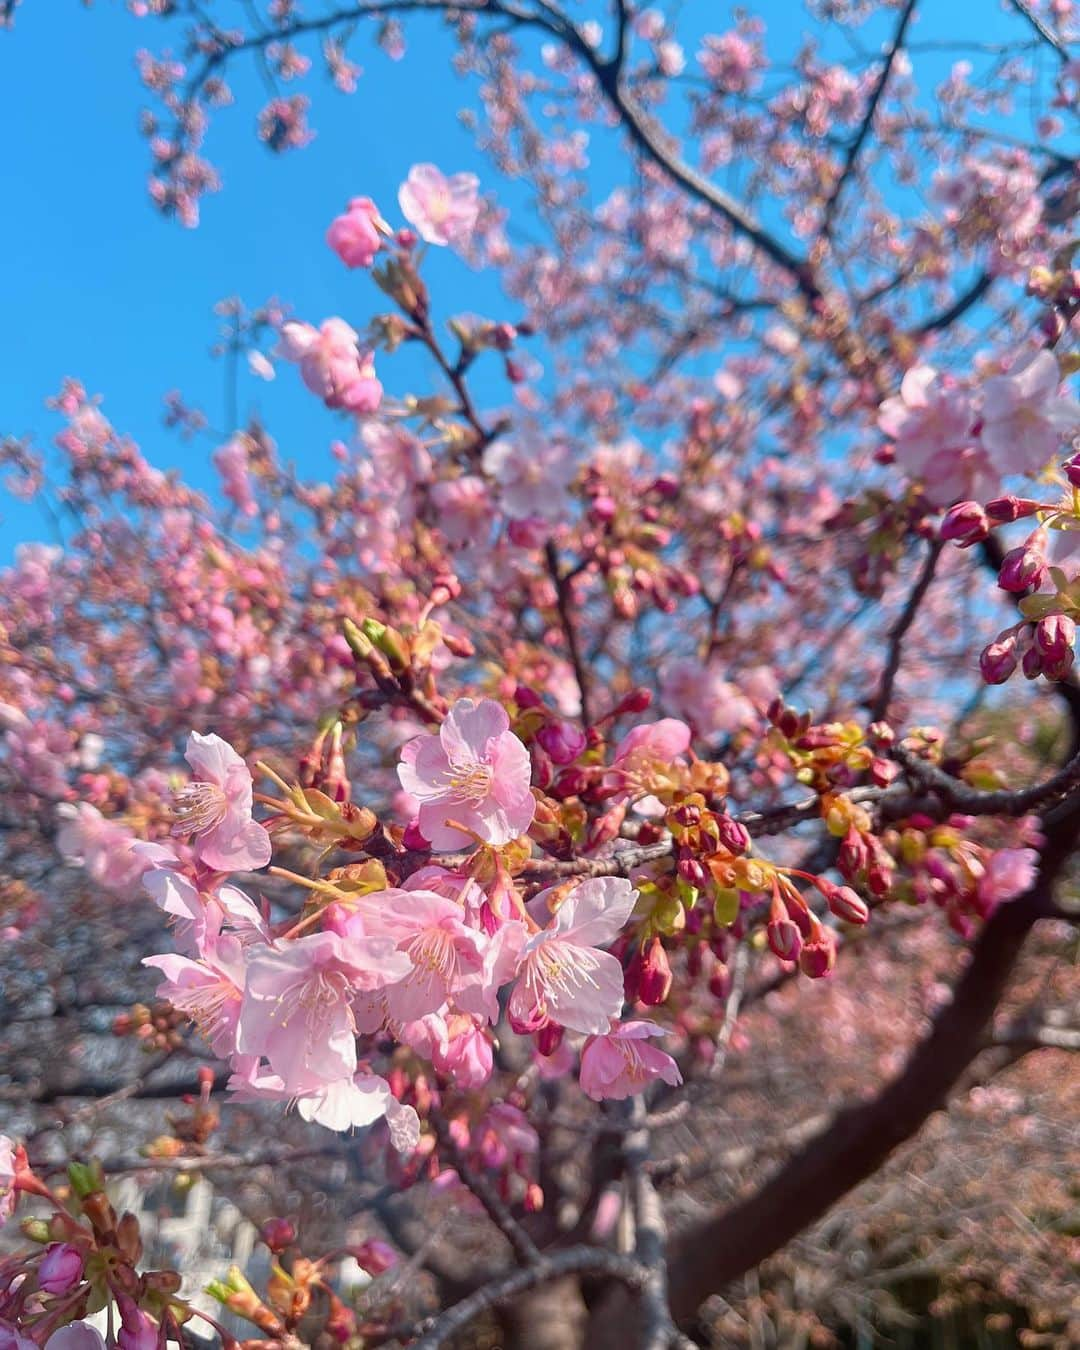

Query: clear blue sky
[0,2,1066,562]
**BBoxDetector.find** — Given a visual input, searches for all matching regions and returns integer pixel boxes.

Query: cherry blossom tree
[2,2,1079,1348]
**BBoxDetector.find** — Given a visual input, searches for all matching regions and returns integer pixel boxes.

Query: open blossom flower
[432,1014,494,1087]
[346,887,488,1022]
[660,659,773,736]
[326,196,384,268]
[230,1063,420,1147]
[279,318,382,413]
[398,697,535,850]
[41,1328,106,1350]
[56,802,147,896]
[171,731,272,872]
[980,350,1080,476]
[977,847,1038,909]
[509,877,637,1034]
[878,366,994,506]
[481,434,576,522]
[144,936,247,1059]
[398,163,480,247]
[237,931,410,1089]
[141,859,267,957]
[1,1134,16,1220]
[428,475,492,547]
[579,1020,683,1100]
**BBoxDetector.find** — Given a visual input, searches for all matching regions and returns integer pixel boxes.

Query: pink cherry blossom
[295,1073,419,1148]
[877,366,994,506]
[230,1063,419,1146]
[398,163,480,248]
[56,802,147,896]
[482,434,576,522]
[278,318,382,413]
[171,731,272,872]
[237,931,410,1089]
[579,1020,683,1100]
[432,1014,494,1087]
[428,475,492,548]
[980,350,1080,477]
[0,1134,16,1221]
[398,697,535,850]
[660,658,757,736]
[143,936,247,1059]
[474,1102,539,1170]
[43,1327,106,1350]
[613,718,692,767]
[326,196,383,268]
[141,860,266,957]
[509,877,637,1034]
[347,886,488,1023]
[977,847,1038,910]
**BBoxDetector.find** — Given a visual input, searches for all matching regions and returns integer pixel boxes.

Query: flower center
[443,759,493,806]
[525,939,601,1001]
[405,926,456,979]
[172,781,228,836]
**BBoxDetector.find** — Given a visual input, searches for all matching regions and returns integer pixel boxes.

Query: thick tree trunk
[664,826,1072,1327]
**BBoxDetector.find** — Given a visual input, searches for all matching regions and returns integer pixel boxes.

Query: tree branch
[428,1110,542,1265]
[665,813,1074,1325]
[820,0,919,239]
[544,538,593,725]
[869,537,943,722]
[409,1247,649,1349]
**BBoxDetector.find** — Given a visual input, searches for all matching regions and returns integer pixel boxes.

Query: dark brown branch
[544,538,593,725]
[894,741,1080,817]
[665,819,1073,1325]
[869,537,944,722]
[428,1110,542,1265]
[409,1246,649,1349]
[820,0,919,238]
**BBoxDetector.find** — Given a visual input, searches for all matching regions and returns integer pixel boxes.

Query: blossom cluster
[877,349,1080,508]
[139,704,688,1149]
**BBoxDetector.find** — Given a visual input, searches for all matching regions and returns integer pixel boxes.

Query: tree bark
[664,823,1073,1326]
[495,1275,589,1350]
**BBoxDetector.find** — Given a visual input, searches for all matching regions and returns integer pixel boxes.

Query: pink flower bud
[39,1242,85,1295]
[116,1296,158,1350]
[766,897,802,961]
[798,920,837,978]
[677,856,707,887]
[985,495,1040,523]
[535,1022,564,1057]
[1021,645,1044,680]
[940,501,989,547]
[326,196,383,268]
[824,883,870,925]
[1034,613,1076,680]
[536,719,588,765]
[608,687,653,718]
[838,825,869,878]
[636,937,673,1006]
[260,1218,296,1253]
[349,1239,397,1275]
[980,634,1019,684]
[1064,454,1080,488]
[715,813,751,855]
[997,528,1048,593]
